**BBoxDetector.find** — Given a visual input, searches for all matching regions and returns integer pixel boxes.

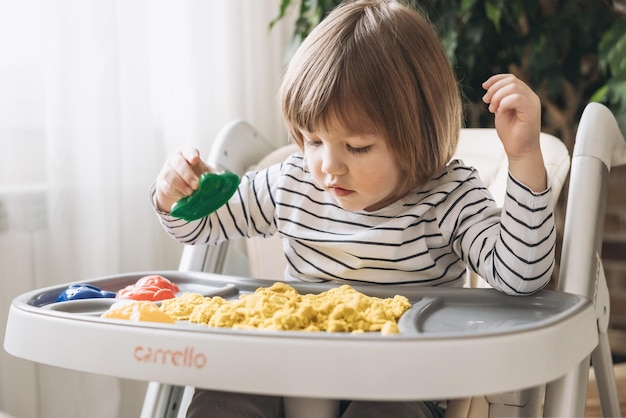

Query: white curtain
[0,1,294,417]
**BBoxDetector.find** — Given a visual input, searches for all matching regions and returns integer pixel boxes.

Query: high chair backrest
[245,128,570,283]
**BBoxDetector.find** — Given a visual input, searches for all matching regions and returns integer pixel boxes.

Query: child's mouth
[329,186,353,197]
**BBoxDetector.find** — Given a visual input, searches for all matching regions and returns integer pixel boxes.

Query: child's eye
[304,139,322,148]
[347,145,371,154]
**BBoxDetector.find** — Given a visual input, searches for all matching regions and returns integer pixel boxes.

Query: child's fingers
[180,148,204,171]
[481,74,518,98]
[484,82,518,113]
[482,73,511,90]
[483,75,537,115]
[495,94,537,124]
[157,170,187,198]
[482,75,516,101]
[184,149,213,180]
[157,164,194,198]
[164,148,206,195]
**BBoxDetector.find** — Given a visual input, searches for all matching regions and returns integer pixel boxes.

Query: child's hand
[482,74,547,192]
[155,148,211,213]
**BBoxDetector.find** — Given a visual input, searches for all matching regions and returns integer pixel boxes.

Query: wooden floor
[585,362,626,417]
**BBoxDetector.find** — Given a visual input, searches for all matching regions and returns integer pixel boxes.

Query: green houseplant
[272,0,626,148]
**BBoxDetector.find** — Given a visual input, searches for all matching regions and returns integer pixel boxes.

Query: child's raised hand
[155,148,210,213]
[482,74,547,192]
[482,74,541,158]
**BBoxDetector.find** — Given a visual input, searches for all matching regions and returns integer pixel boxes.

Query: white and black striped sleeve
[452,172,555,295]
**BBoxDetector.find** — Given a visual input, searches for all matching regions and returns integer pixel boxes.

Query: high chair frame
[544,102,626,417]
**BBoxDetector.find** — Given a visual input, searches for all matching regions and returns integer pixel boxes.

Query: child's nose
[321,149,346,175]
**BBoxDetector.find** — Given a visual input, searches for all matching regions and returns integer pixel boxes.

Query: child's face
[301,118,404,212]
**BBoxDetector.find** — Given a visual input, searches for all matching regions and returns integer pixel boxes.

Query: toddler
[152,0,554,416]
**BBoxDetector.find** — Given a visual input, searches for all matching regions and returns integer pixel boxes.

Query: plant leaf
[590,85,609,103]
[460,0,478,14]
[270,0,295,29]
[484,1,502,32]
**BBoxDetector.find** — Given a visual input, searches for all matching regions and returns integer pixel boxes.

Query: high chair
[3,102,624,418]
[139,102,612,417]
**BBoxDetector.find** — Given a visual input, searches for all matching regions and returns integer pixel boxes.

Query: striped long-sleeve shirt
[154,153,555,295]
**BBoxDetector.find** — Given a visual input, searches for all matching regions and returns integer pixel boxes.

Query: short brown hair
[280,0,462,191]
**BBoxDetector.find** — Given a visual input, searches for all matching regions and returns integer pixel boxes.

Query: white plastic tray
[4,270,597,400]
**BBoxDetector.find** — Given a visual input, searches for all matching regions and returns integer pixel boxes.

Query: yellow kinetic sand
[160,282,410,335]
